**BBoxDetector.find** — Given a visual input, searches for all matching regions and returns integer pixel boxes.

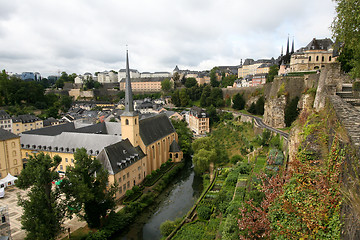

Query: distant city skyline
[0,0,336,77]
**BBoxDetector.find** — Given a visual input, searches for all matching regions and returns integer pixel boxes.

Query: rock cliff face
[313,63,344,111]
[263,73,319,129]
[263,96,286,128]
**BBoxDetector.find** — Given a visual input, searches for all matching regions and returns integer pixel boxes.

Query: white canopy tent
[0,173,18,189]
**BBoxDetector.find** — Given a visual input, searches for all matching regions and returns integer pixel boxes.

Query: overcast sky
[0,0,336,77]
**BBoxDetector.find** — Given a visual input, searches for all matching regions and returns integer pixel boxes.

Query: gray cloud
[0,0,336,76]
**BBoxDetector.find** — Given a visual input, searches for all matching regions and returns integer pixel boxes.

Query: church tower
[121,50,140,147]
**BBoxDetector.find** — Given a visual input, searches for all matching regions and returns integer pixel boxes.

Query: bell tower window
[125,119,129,125]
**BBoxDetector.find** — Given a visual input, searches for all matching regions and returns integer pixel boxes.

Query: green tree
[232,93,245,110]
[173,72,181,88]
[332,0,360,78]
[192,148,216,174]
[55,78,64,89]
[179,88,190,106]
[60,148,117,228]
[171,119,193,156]
[255,96,265,115]
[171,89,181,107]
[16,153,65,240]
[266,65,279,83]
[161,78,173,92]
[210,67,220,87]
[184,77,198,88]
[200,85,212,107]
[284,96,300,127]
[206,105,219,125]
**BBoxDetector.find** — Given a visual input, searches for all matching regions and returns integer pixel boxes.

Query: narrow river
[113,160,203,240]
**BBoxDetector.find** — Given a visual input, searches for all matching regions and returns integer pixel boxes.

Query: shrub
[353,81,360,91]
[125,189,134,198]
[197,205,212,220]
[160,220,177,237]
[230,155,243,164]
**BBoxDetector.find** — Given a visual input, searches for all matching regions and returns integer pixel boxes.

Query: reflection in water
[114,161,202,240]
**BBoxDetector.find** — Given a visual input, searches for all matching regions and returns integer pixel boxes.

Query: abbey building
[19,51,183,199]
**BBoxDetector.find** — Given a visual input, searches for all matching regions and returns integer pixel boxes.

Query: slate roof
[100,139,145,174]
[0,128,19,141]
[20,132,122,156]
[12,114,40,123]
[305,38,333,51]
[139,113,175,146]
[22,122,122,136]
[0,110,10,120]
[169,140,181,153]
[190,106,208,118]
[22,122,77,136]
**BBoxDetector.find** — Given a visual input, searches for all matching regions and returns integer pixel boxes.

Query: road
[228,111,289,140]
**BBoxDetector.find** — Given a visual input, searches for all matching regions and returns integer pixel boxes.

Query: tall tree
[332,0,360,78]
[16,153,65,240]
[266,65,279,83]
[184,77,198,88]
[60,148,116,228]
[232,93,245,110]
[210,67,220,87]
[161,78,173,92]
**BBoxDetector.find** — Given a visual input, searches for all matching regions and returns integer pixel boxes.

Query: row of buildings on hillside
[2,52,184,200]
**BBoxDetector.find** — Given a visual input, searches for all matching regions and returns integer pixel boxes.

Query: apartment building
[0,128,22,177]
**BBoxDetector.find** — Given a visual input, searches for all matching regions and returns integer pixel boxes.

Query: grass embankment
[168,120,285,239]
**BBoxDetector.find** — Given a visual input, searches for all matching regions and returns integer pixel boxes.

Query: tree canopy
[232,93,245,110]
[16,153,65,240]
[332,0,360,78]
[60,148,117,228]
[161,78,173,92]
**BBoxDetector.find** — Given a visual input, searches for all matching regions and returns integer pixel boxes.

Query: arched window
[125,119,129,125]
[316,56,319,61]
[170,153,173,158]
[135,119,137,125]
[175,153,179,158]
[309,56,311,61]
[321,56,324,62]
[329,56,332,61]
[12,151,16,157]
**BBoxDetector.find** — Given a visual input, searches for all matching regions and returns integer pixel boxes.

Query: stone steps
[336,84,360,107]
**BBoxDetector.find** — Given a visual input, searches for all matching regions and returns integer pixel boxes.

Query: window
[71,159,74,163]
[119,178,121,182]
[123,175,126,180]
[65,158,68,162]
[133,180,136,186]
[2,215,5,223]
[329,56,332,61]
[12,151,16,157]
[125,119,129,125]
[170,153,173,158]
[138,174,141,179]
[123,184,126,191]
[26,152,28,157]
[309,56,311,61]
[14,168,18,175]
[127,172,129,178]
[14,159,17,165]
[119,187,122,194]
[138,166,141,171]
[322,56,324,62]
[175,153,178,158]
[127,181,130,188]
[11,142,15,147]
[135,119,137,125]
[60,165,63,170]
[316,56,319,61]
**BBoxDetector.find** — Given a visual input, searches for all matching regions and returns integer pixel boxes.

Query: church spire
[291,37,294,54]
[286,35,289,56]
[281,45,283,56]
[124,50,134,113]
